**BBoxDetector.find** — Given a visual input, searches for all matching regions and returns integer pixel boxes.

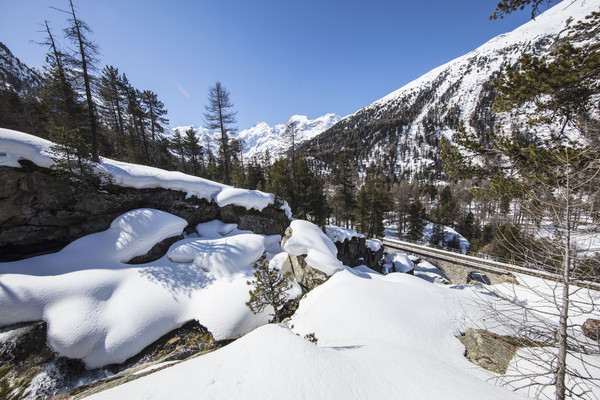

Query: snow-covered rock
[0,210,271,368]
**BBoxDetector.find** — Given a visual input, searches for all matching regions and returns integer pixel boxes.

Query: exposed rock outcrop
[0,320,217,399]
[0,161,290,261]
[582,319,600,342]
[333,236,385,273]
[457,328,517,374]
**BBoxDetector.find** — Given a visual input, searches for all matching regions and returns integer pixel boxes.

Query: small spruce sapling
[246,258,293,323]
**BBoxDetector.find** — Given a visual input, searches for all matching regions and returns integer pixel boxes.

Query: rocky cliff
[0,160,290,261]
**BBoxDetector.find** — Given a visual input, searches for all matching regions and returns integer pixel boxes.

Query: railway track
[381,238,600,291]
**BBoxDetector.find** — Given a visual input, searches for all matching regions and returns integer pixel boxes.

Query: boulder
[0,320,217,399]
[467,272,492,285]
[280,226,331,292]
[332,236,385,273]
[457,328,516,374]
[0,161,290,261]
[282,253,329,292]
[582,319,600,342]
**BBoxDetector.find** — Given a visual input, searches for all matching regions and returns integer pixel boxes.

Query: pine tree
[40,20,91,176]
[62,0,101,162]
[332,152,356,228]
[182,128,203,176]
[141,90,168,166]
[268,158,292,201]
[246,258,293,323]
[354,175,391,238]
[406,199,426,242]
[97,65,127,157]
[204,81,237,184]
[170,129,187,173]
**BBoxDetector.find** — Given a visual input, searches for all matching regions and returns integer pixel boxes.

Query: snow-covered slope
[301,0,599,177]
[0,41,42,97]
[170,113,340,161]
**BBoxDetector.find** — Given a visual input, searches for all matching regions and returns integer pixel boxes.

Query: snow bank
[325,225,363,243]
[0,209,187,275]
[0,128,279,212]
[366,238,383,252]
[0,210,270,368]
[385,253,414,273]
[284,220,344,276]
[86,271,528,400]
[167,234,265,279]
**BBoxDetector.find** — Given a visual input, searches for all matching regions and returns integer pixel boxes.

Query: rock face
[333,236,385,273]
[283,253,329,292]
[280,226,330,292]
[582,319,600,342]
[0,320,217,399]
[0,161,290,261]
[457,328,517,374]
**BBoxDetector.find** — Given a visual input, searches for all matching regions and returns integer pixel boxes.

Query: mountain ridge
[300,0,599,179]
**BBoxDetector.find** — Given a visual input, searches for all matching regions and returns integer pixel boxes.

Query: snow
[85,271,530,400]
[0,209,271,368]
[325,225,363,243]
[365,238,383,252]
[283,220,345,276]
[169,113,341,161]
[0,128,279,212]
[385,253,414,273]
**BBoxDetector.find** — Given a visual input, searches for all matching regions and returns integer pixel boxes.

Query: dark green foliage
[246,258,294,323]
[331,152,357,228]
[182,128,203,176]
[490,0,555,20]
[0,365,30,400]
[406,199,427,242]
[354,175,392,238]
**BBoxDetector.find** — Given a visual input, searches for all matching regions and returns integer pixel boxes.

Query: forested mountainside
[300,0,594,181]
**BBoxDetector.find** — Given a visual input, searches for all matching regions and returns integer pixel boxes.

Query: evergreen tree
[331,152,356,228]
[246,156,266,190]
[406,199,426,242]
[246,258,293,323]
[183,128,203,176]
[141,90,168,166]
[268,158,292,201]
[447,11,600,399]
[40,20,90,176]
[204,81,236,184]
[63,0,101,162]
[97,65,127,157]
[354,175,391,238]
[170,129,187,173]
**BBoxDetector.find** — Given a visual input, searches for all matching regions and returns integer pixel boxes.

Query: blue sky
[0,0,538,130]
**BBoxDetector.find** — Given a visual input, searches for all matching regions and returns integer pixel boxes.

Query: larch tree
[446,10,600,399]
[204,81,237,184]
[62,0,101,162]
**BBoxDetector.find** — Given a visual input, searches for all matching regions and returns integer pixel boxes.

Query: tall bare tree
[204,81,237,184]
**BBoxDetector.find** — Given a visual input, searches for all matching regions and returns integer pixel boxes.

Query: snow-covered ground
[84,264,600,400]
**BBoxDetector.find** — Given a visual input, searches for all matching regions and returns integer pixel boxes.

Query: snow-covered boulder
[281,221,345,291]
[0,129,291,261]
[325,226,385,272]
